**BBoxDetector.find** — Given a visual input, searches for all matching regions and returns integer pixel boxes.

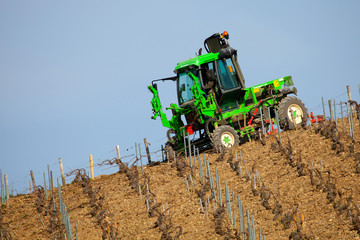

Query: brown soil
[1,116,360,239]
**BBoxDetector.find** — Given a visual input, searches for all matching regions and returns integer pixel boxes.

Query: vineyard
[1,112,360,239]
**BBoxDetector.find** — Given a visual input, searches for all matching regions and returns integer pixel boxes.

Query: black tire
[211,125,240,149]
[277,96,308,130]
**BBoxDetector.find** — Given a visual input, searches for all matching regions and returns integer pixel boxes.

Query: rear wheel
[277,96,308,130]
[211,125,239,149]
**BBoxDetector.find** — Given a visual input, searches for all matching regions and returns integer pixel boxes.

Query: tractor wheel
[277,96,308,130]
[165,142,175,162]
[211,125,240,150]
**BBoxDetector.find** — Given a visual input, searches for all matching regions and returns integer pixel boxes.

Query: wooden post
[116,145,121,172]
[116,145,121,160]
[144,138,152,164]
[5,174,9,208]
[347,85,354,113]
[50,171,54,193]
[328,100,333,121]
[322,97,326,118]
[161,145,164,162]
[30,170,36,192]
[59,158,66,186]
[89,154,94,180]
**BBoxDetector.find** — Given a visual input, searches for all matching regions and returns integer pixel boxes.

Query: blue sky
[1,1,359,193]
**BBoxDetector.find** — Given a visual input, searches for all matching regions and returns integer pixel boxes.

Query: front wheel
[211,125,240,149]
[277,96,308,130]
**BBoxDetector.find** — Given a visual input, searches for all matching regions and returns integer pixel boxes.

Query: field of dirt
[1,116,360,239]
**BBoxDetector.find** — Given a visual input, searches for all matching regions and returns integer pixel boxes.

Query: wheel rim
[221,131,235,147]
[287,104,304,124]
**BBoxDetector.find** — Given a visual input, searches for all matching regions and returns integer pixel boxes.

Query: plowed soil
[1,117,360,240]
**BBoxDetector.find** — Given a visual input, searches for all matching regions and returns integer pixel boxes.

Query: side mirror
[206,69,216,81]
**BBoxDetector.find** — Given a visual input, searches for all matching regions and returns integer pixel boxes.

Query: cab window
[217,58,240,90]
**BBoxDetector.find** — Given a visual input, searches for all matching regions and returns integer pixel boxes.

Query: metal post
[138,143,143,173]
[349,104,355,140]
[43,172,48,199]
[347,103,353,138]
[0,169,3,204]
[144,138,152,164]
[322,97,326,118]
[340,102,345,133]
[188,132,192,168]
[183,129,187,159]
[334,99,337,126]
[247,210,252,240]
[47,165,52,198]
[4,174,9,208]
[161,145,164,162]
[232,190,235,227]
[274,108,281,144]
[199,152,204,184]
[260,107,265,135]
[268,107,273,132]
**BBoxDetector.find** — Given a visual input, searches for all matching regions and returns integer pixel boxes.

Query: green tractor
[148,31,307,156]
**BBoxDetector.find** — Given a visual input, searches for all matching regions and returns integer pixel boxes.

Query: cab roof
[174,52,219,73]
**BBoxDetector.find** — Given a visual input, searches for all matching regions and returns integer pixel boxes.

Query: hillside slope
[1,118,360,239]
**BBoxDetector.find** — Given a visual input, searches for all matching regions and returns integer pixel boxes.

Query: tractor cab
[176,31,246,112]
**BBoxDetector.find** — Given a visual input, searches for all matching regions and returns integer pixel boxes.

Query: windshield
[178,71,198,105]
[217,58,240,90]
